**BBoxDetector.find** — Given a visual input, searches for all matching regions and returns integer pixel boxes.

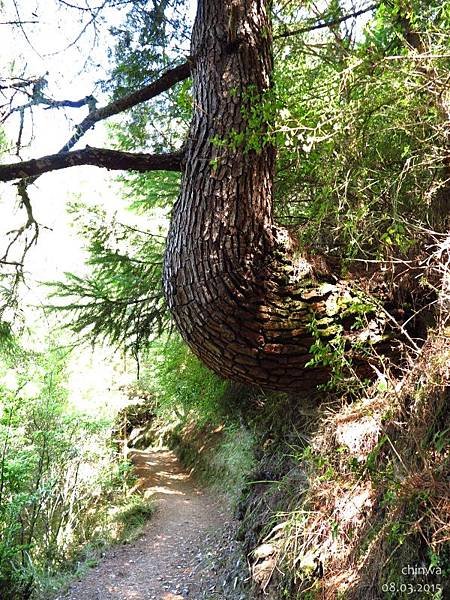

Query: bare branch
[49,5,101,55]
[16,108,25,155]
[11,0,42,57]
[59,59,191,152]
[2,93,98,122]
[56,0,127,12]
[0,76,42,91]
[44,95,98,109]
[0,146,183,182]
[1,61,191,158]
[0,259,24,266]
[275,3,379,40]
[0,20,39,25]
[1,181,40,271]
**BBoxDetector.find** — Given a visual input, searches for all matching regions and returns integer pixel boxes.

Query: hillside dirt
[58,448,236,600]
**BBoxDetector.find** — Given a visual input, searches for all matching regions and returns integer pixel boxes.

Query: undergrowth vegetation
[0,337,153,599]
[235,328,449,599]
[273,1,450,261]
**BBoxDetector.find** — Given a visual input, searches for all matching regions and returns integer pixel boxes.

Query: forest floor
[57,449,234,600]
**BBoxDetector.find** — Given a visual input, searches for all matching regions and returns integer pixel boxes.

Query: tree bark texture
[163,0,393,392]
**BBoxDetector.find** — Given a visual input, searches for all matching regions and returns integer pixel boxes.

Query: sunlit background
[0,0,196,412]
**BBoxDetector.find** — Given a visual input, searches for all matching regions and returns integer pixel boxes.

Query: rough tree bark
[163,0,393,392]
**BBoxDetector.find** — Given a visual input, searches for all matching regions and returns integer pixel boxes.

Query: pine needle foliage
[48,203,169,356]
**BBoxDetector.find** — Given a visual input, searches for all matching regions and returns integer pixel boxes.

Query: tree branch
[0,76,41,91]
[0,146,183,181]
[1,94,98,123]
[60,60,191,152]
[43,94,97,109]
[275,3,379,40]
[0,20,39,25]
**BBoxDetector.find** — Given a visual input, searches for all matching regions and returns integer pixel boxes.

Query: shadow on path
[58,448,228,600]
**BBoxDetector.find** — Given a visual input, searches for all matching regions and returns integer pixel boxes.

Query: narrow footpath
[59,449,230,600]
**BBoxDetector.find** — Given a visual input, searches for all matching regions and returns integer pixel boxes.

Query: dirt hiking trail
[58,449,231,600]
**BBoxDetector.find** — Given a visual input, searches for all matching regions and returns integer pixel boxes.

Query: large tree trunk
[163,0,392,392]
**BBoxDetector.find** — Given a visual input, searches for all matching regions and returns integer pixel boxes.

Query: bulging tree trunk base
[163,0,397,392]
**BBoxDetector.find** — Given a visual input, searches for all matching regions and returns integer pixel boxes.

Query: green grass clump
[112,496,155,542]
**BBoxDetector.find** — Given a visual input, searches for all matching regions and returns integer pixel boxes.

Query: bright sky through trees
[1,2,112,288]
[1,0,195,290]
[0,0,194,412]
[2,3,132,294]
